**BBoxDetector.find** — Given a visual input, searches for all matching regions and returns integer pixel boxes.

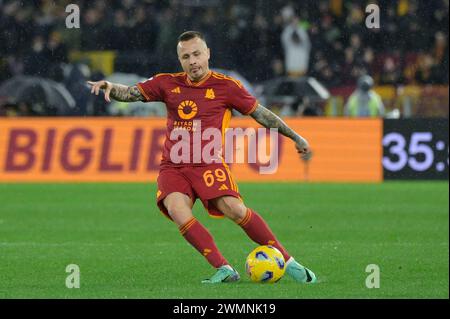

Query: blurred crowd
[1,0,448,84]
[0,0,448,117]
[308,0,449,87]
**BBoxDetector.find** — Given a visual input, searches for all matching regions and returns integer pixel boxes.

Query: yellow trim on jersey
[155,72,186,78]
[211,72,243,88]
[244,100,259,115]
[220,108,237,191]
[136,83,152,101]
[221,108,232,147]
[186,70,212,87]
[219,108,239,192]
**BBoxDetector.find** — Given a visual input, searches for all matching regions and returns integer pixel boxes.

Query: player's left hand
[295,137,312,161]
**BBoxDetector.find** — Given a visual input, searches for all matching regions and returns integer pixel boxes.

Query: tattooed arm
[87,81,145,103]
[250,104,312,160]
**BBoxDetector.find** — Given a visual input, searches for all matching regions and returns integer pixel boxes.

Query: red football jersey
[137,71,258,167]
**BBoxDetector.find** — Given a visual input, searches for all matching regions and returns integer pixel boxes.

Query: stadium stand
[0,0,448,116]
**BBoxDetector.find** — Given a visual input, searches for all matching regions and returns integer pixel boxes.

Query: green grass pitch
[0,182,448,298]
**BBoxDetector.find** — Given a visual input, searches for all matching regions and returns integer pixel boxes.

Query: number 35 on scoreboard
[383,119,448,180]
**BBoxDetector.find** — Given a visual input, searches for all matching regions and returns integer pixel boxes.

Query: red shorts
[156,163,241,219]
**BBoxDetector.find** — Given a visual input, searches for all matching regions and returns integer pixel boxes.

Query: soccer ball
[245,245,286,283]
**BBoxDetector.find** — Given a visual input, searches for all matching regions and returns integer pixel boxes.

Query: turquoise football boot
[285,258,317,283]
[201,265,240,284]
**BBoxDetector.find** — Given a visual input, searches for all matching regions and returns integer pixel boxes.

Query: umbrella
[262,76,330,105]
[0,76,76,115]
[260,76,330,116]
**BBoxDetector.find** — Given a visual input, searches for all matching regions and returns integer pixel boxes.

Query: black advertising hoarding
[383,119,449,180]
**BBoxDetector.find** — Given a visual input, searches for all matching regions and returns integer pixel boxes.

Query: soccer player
[88,31,317,284]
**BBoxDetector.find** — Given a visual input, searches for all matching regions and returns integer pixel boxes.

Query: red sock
[238,208,291,261]
[180,217,228,268]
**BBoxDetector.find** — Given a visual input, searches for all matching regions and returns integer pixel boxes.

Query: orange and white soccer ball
[245,245,286,283]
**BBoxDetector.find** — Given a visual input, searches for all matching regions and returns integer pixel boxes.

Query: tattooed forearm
[110,84,145,102]
[250,104,302,142]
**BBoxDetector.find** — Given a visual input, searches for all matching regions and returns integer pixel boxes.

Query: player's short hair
[178,31,206,43]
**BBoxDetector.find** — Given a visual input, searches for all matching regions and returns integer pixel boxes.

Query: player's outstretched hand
[295,136,312,161]
[87,80,112,102]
